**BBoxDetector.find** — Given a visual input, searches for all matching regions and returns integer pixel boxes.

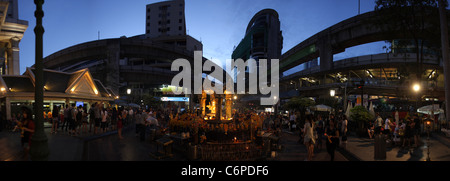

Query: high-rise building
[231,9,283,82]
[144,0,201,52]
[0,0,28,75]
[146,0,186,38]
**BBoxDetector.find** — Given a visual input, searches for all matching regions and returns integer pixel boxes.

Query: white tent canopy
[345,102,353,118]
[417,104,444,115]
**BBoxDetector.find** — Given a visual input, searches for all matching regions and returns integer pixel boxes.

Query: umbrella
[369,101,375,117]
[417,104,444,115]
[311,104,333,112]
[345,102,352,118]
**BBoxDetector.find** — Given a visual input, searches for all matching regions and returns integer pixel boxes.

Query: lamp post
[330,89,336,97]
[127,88,131,105]
[30,0,49,161]
[412,83,421,112]
[425,119,432,161]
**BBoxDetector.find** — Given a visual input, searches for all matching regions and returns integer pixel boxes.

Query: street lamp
[30,0,49,161]
[127,88,131,95]
[413,83,421,92]
[330,89,336,97]
[425,119,432,161]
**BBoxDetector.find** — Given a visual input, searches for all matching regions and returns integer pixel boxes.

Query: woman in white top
[303,115,315,161]
[101,109,108,133]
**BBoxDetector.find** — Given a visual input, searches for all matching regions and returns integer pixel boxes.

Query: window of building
[179,11,183,16]
[179,19,182,23]
[179,26,182,31]
[167,20,170,24]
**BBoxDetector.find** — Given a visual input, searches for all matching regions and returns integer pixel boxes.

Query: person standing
[101,108,108,134]
[325,119,339,161]
[341,115,348,149]
[111,107,118,131]
[303,115,315,161]
[94,103,102,134]
[374,113,383,134]
[413,115,421,147]
[62,105,70,132]
[367,121,375,139]
[289,112,296,132]
[315,115,325,151]
[81,107,88,135]
[18,107,35,160]
[70,105,77,136]
[117,108,124,139]
[402,119,413,149]
[88,103,96,133]
[135,110,144,141]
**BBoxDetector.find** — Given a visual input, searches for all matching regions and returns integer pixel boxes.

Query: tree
[283,96,315,111]
[283,96,315,122]
[373,0,446,80]
[350,106,374,137]
[142,93,162,109]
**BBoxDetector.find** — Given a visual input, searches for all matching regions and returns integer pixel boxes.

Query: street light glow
[330,89,336,97]
[127,88,131,95]
[413,84,421,92]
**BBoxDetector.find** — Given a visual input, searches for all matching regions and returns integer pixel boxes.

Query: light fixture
[127,88,131,95]
[413,83,421,92]
[330,89,336,97]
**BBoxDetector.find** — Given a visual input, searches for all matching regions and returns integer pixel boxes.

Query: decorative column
[225,93,232,119]
[215,94,222,120]
[30,0,49,161]
[201,91,206,116]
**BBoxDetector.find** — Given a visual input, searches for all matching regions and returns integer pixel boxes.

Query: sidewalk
[343,133,450,161]
[276,131,348,161]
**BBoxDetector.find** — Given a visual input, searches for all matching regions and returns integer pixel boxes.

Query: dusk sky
[18,0,383,75]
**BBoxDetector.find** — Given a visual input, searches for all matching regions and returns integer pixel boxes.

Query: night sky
[18,0,384,75]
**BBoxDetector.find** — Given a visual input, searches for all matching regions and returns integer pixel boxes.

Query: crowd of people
[369,113,424,149]
[287,112,349,161]
[9,103,176,159]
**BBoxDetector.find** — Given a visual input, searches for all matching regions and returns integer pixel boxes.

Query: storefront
[0,68,115,120]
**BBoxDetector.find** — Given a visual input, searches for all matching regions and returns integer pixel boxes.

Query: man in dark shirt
[413,115,421,147]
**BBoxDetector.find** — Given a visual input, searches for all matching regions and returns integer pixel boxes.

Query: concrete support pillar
[318,36,333,71]
[5,97,11,121]
[8,37,21,75]
[106,42,120,94]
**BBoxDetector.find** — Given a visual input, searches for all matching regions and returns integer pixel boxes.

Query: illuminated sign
[160,97,189,102]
